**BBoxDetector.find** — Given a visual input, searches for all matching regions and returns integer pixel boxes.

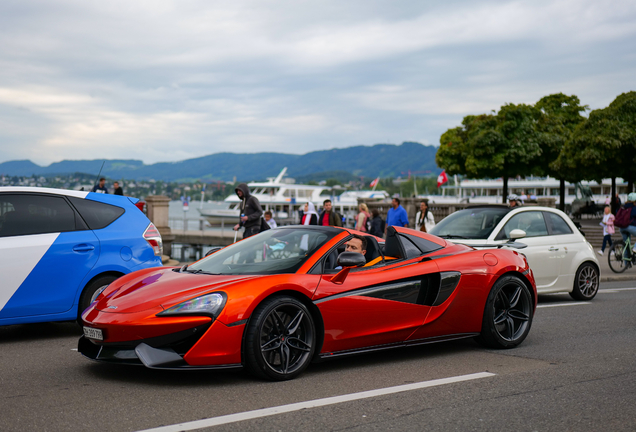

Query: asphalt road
[1,281,635,432]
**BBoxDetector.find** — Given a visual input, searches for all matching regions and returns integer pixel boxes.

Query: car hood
[95,268,259,313]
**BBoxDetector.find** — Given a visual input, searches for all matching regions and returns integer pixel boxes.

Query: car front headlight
[157,292,227,318]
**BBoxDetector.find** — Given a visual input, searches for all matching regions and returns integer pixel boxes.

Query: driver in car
[344,235,384,267]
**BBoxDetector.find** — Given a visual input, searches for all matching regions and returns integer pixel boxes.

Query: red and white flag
[437,170,448,188]
[369,177,379,188]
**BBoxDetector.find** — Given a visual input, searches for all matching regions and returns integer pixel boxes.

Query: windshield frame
[188,226,341,275]
[429,206,511,240]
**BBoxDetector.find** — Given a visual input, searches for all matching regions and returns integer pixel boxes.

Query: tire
[477,275,533,349]
[607,241,629,273]
[77,275,118,322]
[243,296,316,381]
[569,263,599,301]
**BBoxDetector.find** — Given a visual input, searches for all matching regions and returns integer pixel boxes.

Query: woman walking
[355,203,371,232]
[415,201,435,233]
[598,205,615,255]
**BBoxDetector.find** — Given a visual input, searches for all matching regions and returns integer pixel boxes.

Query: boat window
[429,207,510,240]
[189,228,337,275]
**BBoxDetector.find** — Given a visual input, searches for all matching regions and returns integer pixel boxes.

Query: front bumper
[78,321,243,370]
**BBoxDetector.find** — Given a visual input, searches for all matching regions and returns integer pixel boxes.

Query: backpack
[365,213,372,232]
[614,206,632,228]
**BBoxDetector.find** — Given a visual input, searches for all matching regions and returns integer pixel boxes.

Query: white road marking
[135,372,495,432]
[599,287,636,293]
[537,302,591,308]
[70,348,78,351]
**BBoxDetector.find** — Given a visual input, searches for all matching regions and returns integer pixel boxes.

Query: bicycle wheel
[608,241,628,273]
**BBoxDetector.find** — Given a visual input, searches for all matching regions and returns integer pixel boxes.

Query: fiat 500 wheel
[244,296,316,381]
[569,263,599,301]
[477,275,533,349]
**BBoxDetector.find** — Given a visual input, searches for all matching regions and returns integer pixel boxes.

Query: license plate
[83,326,103,341]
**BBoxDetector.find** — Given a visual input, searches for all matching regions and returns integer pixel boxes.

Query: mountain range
[0,142,440,182]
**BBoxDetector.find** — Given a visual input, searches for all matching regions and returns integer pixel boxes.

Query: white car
[429,205,600,300]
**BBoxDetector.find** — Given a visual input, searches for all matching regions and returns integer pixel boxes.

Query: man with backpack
[615,192,636,254]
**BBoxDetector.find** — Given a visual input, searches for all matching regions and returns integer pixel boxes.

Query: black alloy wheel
[244,296,316,381]
[608,241,629,273]
[477,275,533,349]
[569,263,599,301]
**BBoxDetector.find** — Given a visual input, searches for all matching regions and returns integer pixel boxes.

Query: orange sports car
[79,225,537,381]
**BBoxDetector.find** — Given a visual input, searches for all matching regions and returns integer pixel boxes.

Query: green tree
[436,104,543,202]
[535,93,588,210]
[555,91,636,193]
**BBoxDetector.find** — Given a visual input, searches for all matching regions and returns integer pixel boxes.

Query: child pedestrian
[264,210,277,229]
[598,205,615,255]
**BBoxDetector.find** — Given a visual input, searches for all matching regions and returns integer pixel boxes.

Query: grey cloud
[0,0,635,164]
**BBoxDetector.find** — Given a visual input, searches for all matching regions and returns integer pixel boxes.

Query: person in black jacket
[233,183,263,238]
[369,209,385,238]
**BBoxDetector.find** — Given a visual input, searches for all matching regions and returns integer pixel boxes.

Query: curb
[601,274,636,283]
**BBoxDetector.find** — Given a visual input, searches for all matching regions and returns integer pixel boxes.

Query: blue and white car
[0,187,163,326]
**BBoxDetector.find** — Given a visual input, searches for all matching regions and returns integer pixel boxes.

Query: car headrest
[383,227,404,259]
[363,236,381,263]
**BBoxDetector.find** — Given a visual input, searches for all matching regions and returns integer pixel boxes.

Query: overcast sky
[0,0,634,165]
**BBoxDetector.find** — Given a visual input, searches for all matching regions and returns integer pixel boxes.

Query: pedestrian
[415,200,435,233]
[611,193,621,215]
[113,181,123,196]
[369,209,385,238]
[318,199,342,227]
[264,210,277,229]
[598,205,615,256]
[385,197,408,234]
[92,177,108,194]
[355,203,371,232]
[301,202,318,225]
[233,183,263,238]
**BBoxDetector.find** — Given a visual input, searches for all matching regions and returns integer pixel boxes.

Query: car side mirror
[205,247,223,257]
[337,252,366,268]
[508,229,526,240]
[330,252,366,285]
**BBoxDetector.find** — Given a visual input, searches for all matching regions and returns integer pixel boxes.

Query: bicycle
[608,235,636,273]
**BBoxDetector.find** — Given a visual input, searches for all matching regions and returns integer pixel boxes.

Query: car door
[312,236,440,355]
[543,211,583,289]
[493,210,560,289]
[0,193,100,320]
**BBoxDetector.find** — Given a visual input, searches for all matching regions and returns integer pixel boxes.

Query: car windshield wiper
[439,234,469,239]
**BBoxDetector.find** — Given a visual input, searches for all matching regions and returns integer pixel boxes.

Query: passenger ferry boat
[428,176,629,205]
[199,168,388,226]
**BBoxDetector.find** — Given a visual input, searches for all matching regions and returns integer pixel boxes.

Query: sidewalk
[598,250,636,282]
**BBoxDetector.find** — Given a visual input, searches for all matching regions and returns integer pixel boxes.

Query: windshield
[429,207,510,240]
[188,227,337,275]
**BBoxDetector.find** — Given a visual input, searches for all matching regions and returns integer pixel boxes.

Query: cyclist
[508,194,522,208]
[619,192,636,256]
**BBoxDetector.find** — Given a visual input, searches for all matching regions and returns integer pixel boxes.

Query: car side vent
[421,272,461,307]
[421,273,441,306]
[433,272,461,307]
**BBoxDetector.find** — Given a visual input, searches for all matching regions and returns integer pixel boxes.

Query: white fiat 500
[429,205,600,300]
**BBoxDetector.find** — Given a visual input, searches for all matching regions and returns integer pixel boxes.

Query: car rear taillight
[143,222,163,256]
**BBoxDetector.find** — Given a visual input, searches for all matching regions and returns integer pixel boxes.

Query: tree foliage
[535,93,588,179]
[436,104,543,201]
[556,91,636,188]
